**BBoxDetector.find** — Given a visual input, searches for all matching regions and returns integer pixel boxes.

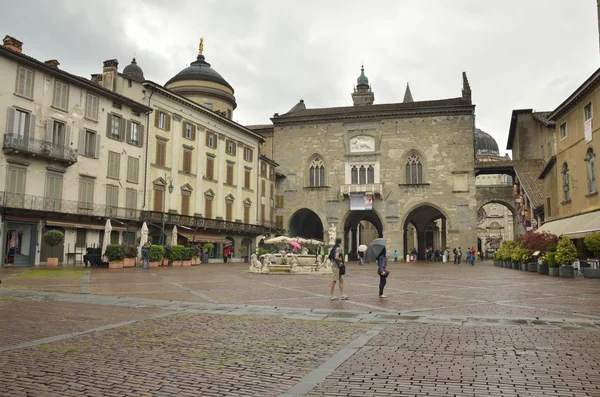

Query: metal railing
[140,210,272,234]
[3,134,78,163]
[0,191,139,220]
[340,183,383,195]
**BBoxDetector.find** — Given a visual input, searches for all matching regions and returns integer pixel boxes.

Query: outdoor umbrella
[364,238,386,263]
[357,244,368,252]
[289,241,301,250]
[265,236,292,244]
[171,225,178,245]
[138,222,148,258]
[101,219,112,257]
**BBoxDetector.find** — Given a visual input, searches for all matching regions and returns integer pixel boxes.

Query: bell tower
[351,65,374,106]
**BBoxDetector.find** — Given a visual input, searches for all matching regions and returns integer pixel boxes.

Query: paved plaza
[1,261,600,396]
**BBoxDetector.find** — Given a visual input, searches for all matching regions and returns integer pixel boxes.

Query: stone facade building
[250,68,478,260]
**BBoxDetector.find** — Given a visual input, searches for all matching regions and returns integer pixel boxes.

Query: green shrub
[149,245,165,262]
[555,235,578,266]
[182,246,194,261]
[202,243,214,251]
[584,234,600,257]
[493,250,501,261]
[168,245,186,261]
[511,247,529,263]
[123,243,138,258]
[258,248,269,256]
[545,252,557,267]
[43,229,65,248]
[192,244,201,258]
[497,240,516,261]
[105,244,124,261]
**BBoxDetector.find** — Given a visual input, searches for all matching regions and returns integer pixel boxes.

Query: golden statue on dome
[198,37,204,55]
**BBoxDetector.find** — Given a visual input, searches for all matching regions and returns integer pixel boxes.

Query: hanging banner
[585,118,593,143]
[350,192,373,210]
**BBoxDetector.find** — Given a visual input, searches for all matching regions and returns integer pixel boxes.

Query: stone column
[417,230,426,261]
[350,227,357,261]
[441,218,447,249]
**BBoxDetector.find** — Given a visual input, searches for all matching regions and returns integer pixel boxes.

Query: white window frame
[560,122,567,140]
[159,112,167,129]
[131,121,139,144]
[14,109,30,138]
[107,151,120,179]
[184,122,193,139]
[127,156,139,184]
[584,102,592,122]
[244,147,253,162]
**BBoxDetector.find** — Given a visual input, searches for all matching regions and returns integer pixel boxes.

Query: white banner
[585,118,593,143]
[350,193,373,210]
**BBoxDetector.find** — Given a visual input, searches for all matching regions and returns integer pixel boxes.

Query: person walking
[393,250,399,262]
[329,237,348,301]
[471,247,476,266]
[141,244,150,271]
[457,247,463,265]
[466,248,472,266]
[453,248,458,264]
[377,248,390,298]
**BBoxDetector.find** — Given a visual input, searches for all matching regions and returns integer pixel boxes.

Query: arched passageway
[289,209,324,240]
[343,210,383,260]
[403,204,447,261]
[477,201,518,259]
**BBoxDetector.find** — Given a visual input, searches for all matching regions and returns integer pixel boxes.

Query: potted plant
[43,229,64,266]
[546,252,559,276]
[148,245,165,267]
[105,244,125,269]
[493,250,501,266]
[191,244,201,265]
[123,243,138,267]
[202,242,214,264]
[182,246,193,267]
[583,234,600,279]
[168,245,185,266]
[556,235,578,278]
[499,241,516,268]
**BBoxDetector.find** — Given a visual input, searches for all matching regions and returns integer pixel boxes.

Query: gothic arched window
[562,162,570,202]
[405,153,423,184]
[309,157,325,187]
[350,165,375,185]
[587,148,597,193]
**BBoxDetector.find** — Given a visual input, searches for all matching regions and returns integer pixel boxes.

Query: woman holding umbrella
[365,238,390,298]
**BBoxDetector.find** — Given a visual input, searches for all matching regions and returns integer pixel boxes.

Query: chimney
[90,74,103,85]
[45,59,60,69]
[102,59,118,91]
[3,35,23,53]
[462,72,472,103]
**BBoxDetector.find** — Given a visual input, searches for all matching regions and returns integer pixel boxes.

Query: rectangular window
[560,122,567,140]
[6,166,26,197]
[270,166,275,181]
[76,229,86,248]
[243,147,253,162]
[53,80,69,111]
[206,157,214,180]
[51,120,65,146]
[106,185,119,215]
[156,141,166,166]
[126,188,137,217]
[275,195,284,209]
[85,93,99,121]
[83,130,98,157]
[183,122,195,140]
[261,180,265,197]
[206,131,216,148]
[44,172,63,210]
[153,187,164,212]
[585,102,592,121]
[110,114,122,139]
[261,162,267,177]
[205,198,213,219]
[276,215,283,229]
[181,193,190,216]
[244,169,251,189]
[127,156,139,183]
[226,139,236,156]
[155,111,170,130]
[225,202,233,222]
[226,163,234,185]
[244,206,250,224]
[183,149,192,173]
[107,151,120,179]
[13,109,30,138]
[15,66,34,99]
[130,121,140,145]
[78,177,94,209]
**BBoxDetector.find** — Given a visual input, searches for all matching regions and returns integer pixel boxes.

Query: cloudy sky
[2,0,598,155]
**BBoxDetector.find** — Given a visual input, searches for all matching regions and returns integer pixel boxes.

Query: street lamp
[160,176,174,246]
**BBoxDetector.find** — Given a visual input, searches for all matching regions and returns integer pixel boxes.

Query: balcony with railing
[340,183,383,196]
[0,191,139,220]
[3,134,78,165]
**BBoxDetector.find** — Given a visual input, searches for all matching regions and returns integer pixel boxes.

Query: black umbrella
[365,238,386,263]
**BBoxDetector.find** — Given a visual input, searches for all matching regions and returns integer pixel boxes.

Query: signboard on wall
[350,193,373,210]
[585,118,593,143]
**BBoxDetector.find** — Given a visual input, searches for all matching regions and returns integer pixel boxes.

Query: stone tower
[351,65,374,106]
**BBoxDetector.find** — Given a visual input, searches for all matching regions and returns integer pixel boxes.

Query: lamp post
[160,176,174,246]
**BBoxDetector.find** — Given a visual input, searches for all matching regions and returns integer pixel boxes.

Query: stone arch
[288,208,325,240]
[476,199,518,254]
[306,153,327,187]
[401,148,427,184]
[402,203,450,260]
[342,209,384,261]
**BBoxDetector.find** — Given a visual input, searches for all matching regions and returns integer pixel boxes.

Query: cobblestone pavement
[1,261,599,396]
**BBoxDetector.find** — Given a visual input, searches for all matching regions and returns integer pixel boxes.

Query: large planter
[192,258,200,265]
[124,258,135,268]
[512,262,520,270]
[521,262,527,271]
[182,260,192,267]
[527,262,537,272]
[109,261,124,269]
[559,265,575,278]
[149,261,160,268]
[549,266,560,277]
[47,257,59,266]
[537,263,549,275]
[171,260,183,267]
[583,267,600,279]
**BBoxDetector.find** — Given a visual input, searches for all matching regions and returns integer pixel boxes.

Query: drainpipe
[142,88,155,208]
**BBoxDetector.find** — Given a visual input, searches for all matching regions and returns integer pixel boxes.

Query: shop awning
[178,231,231,245]
[45,220,127,232]
[537,211,600,239]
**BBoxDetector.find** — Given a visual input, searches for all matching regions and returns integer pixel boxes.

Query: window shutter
[191,125,196,141]
[25,69,33,98]
[154,188,163,212]
[17,68,26,96]
[65,125,71,148]
[28,114,35,139]
[226,202,232,221]
[94,134,101,158]
[166,114,171,131]
[53,82,59,107]
[119,117,126,141]
[6,108,15,135]
[244,207,249,224]
[138,124,144,148]
[126,120,132,144]
[106,114,112,137]
[181,122,186,138]
[205,199,212,219]
[207,158,214,179]
[45,120,53,142]
[244,170,250,189]
[154,111,159,128]
[78,129,85,154]
[227,165,233,185]
[205,131,210,146]
[182,195,190,216]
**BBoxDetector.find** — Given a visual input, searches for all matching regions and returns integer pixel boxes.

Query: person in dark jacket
[377,248,390,298]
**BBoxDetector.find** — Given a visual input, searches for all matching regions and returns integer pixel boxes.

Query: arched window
[309,157,325,187]
[587,148,597,193]
[562,162,570,202]
[350,165,375,185]
[405,153,423,184]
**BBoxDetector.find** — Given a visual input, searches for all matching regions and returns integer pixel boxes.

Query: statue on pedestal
[328,223,336,246]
